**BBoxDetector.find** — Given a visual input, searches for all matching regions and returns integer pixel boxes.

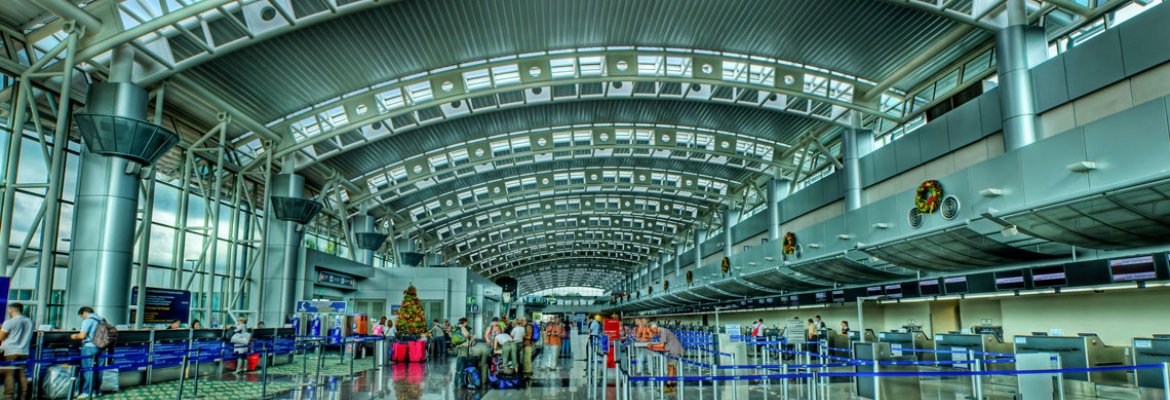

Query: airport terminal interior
[3,0,1170,399]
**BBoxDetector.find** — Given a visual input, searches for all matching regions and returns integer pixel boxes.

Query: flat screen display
[884,284,903,298]
[944,276,969,294]
[995,270,1027,290]
[1031,265,1068,288]
[866,286,883,297]
[1109,255,1157,282]
[918,279,941,296]
[788,294,799,305]
[815,292,828,303]
[831,290,846,303]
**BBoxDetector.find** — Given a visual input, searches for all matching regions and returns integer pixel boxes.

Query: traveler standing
[632,319,657,376]
[543,317,563,371]
[509,320,528,374]
[0,303,33,399]
[429,319,447,357]
[230,322,252,374]
[70,306,104,398]
[484,317,501,345]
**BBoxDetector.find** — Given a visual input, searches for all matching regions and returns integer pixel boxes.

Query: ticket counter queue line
[584,335,1170,400]
[0,335,391,400]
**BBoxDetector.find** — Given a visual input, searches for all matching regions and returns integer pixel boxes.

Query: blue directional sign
[296,300,348,314]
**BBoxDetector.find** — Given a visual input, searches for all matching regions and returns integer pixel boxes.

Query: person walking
[543,317,563,371]
[70,307,104,398]
[0,303,33,399]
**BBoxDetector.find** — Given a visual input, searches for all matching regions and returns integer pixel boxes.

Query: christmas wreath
[915,180,944,214]
[721,257,731,274]
[782,232,798,256]
[686,270,693,286]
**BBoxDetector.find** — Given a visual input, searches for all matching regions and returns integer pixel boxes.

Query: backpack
[450,329,467,346]
[90,317,118,350]
[463,366,481,389]
[530,323,540,341]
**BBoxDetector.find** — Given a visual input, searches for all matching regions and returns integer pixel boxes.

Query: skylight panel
[578,56,605,77]
[722,61,749,82]
[376,89,405,112]
[550,58,577,78]
[637,55,663,75]
[405,82,433,103]
[664,56,691,77]
[749,64,775,86]
[463,68,492,91]
[491,64,521,86]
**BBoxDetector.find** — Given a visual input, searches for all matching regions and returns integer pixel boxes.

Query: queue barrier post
[1162,362,1170,400]
[260,342,270,399]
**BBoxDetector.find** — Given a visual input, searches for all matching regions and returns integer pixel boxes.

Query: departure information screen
[832,290,845,303]
[995,270,1027,290]
[918,279,941,296]
[884,284,903,298]
[944,276,969,294]
[1031,265,1068,288]
[866,286,883,297]
[815,292,828,303]
[1109,255,1157,282]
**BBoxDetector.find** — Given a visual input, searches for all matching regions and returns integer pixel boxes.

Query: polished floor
[144,351,1167,400]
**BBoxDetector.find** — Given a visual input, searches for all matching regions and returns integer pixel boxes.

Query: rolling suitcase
[392,342,409,362]
[408,340,427,362]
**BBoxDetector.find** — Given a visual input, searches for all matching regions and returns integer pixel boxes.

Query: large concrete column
[767,177,792,242]
[721,206,739,259]
[350,214,388,266]
[844,112,873,211]
[693,228,707,270]
[673,243,683,276]
[261,173,321,325]
[65,78,178,325]
[996,0,1048,151]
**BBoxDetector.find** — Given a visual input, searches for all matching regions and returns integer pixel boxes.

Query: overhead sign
[296,300,348,314]
[317,271,355,287]
[130,287,192,323]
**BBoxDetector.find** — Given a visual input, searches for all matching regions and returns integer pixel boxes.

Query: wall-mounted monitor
[1031,265,1068,288]
[815,291,828,303]
[944,276,969,294]
[1109,255,1157,282]
[831,290,846,303]
[995,270,1027,290]
[866,286,883,297]
[884,284,903,298]
[918,279,942,296]
[788,294,799,305]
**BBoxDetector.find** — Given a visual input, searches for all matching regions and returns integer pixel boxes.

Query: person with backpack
[429,319,447,358]
[71,306,111,398]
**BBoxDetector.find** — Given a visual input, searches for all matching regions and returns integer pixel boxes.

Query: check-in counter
[252,327,296,366]
[149,329,191,383]
[107,330,153,388]
[33,331,83,398]
[1132,334,1170,388]
[1013,333,1127,384]
[848,329,877,344]
[854,341,920,399]
[878,330,935,362]
[934,332,1013,370]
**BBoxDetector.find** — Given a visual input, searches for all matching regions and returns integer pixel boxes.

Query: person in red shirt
[632,319,659,376]
[543,317,564,371]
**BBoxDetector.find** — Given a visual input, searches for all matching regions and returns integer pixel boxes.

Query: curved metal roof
[312,100,823,180]
[180,0,975,122]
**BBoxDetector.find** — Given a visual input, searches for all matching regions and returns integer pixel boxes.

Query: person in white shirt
[498,323,521,372]
[0,303,33,400]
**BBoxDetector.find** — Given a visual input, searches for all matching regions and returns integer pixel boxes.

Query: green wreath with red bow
[663,280,669,291]
[915,180,944,214]
[686,270,693,286]
[782,232,798,256]
[721,257,731,274]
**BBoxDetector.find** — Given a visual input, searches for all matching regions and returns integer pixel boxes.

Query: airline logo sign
[297,300,348,314]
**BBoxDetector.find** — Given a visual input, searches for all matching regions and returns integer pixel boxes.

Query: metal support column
[996,0,1048,151]
[721,206,738,260]
[766,177,791,242]
[693,228,706,271]
[843,111,872,212]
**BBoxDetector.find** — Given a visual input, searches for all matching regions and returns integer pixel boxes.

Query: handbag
[230,331,252,346]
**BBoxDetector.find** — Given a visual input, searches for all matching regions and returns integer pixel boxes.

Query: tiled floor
[100,351,1168,399]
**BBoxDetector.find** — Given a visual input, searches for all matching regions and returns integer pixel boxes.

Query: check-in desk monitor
[1132,335,1170,388]
[934,330,1012,370]
[878,330,934,362]
[1013,333,1127,384]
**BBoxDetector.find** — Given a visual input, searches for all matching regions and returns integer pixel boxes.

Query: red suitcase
[408,340,427,362]
[392,342,409,362]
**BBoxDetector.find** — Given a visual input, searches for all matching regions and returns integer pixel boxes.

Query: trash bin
[375,340,387,366]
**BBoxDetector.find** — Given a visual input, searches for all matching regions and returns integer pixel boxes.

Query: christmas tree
[396,285,428,336]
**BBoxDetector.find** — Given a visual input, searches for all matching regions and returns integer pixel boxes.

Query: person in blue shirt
[69,306,102,398]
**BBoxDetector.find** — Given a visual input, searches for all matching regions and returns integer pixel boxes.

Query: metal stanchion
[189,349,203,399]
[973,357,984,400]
[1161,362,1170,400]
[781,364,789,400]
[260,343,271,399]
[315,343,324,387]
[176,349,190,399]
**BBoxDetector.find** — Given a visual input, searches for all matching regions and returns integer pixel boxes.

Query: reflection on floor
[155,352,1168,400]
